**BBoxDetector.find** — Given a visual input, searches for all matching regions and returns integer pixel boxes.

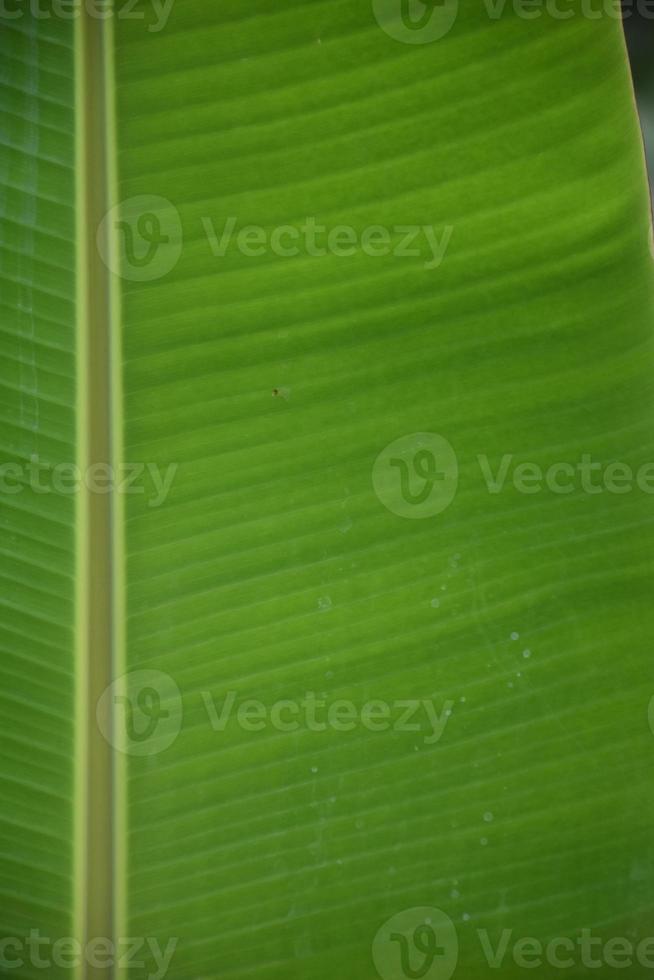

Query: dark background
[623,2,654,194]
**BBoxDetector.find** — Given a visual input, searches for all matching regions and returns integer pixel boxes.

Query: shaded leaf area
[0,15,77,980]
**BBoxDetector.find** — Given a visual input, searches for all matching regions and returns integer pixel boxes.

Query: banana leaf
[1,3,654,979]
